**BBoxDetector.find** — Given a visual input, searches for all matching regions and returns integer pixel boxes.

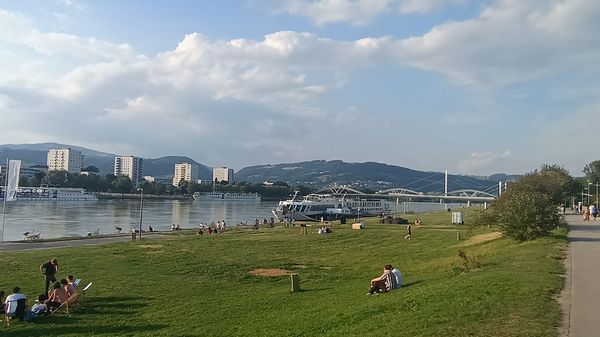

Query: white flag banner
[5,160,21,201]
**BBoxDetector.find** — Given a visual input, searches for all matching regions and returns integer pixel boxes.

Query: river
[0,199,275,242]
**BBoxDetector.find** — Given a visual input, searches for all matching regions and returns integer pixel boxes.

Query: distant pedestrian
[583,206,591,221]
[591,204,598,221]
[40,258,59,294]
[405,223,412,240]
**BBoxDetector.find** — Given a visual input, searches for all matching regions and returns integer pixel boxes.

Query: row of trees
[16,170,313,199]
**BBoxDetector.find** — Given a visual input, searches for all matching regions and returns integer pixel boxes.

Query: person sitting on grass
[31,295,47,315]
[367,264,396,296]
[45,281,68,311]
[5,287,27,320]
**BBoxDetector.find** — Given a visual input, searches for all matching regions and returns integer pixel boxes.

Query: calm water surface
[0,199,275,241]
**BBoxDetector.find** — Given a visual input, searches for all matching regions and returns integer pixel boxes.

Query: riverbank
[0,210,566,337]
[95,192,192,200]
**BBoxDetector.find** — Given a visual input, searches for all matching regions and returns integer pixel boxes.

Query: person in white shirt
[391,268,403,289]
[4,287,27,317]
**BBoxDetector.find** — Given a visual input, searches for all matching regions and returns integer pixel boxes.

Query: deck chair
[4,298,26,326]
[80,282,92,304]
[50,293,80,316]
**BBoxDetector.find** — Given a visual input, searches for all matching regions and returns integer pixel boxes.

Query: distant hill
[0,143,211,179]
[236,160,500,193]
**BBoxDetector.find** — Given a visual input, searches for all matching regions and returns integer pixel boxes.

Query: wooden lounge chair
[50,293,80,316]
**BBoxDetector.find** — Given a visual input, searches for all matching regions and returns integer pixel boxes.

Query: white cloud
[276,0,464,25]
[1,1,600,172]
[457,151,512,175]
[277,0,392,26]
[398,0,466,14]
[395,0,600,87]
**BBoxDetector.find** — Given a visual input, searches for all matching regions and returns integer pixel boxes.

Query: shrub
[494,189,560,241]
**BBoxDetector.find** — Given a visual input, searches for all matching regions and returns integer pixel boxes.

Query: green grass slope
[0,210,566,337]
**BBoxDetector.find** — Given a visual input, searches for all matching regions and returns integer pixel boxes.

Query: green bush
[495,189,560,241]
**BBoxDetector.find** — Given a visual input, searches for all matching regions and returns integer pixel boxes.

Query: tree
[584,160,600,184]
[42,170,70,187]
[111,175,133,193]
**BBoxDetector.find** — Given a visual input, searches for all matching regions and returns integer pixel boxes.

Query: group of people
[196,220,227,235]
[2,258,81,323]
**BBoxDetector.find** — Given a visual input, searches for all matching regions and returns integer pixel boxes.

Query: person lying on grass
[367,264,396,296]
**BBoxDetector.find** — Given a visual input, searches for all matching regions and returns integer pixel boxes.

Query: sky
[0,0,597,176]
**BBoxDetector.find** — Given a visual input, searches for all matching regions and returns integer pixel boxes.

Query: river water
[0,199,275,242]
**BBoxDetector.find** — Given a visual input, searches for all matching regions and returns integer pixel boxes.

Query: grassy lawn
[0,210,567,337]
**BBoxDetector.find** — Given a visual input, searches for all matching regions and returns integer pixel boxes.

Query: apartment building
[173,163,198,186]
[47,148,84,173]
[114,156,144,185]
[213,166,234,183]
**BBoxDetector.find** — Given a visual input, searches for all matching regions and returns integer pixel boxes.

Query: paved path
[0,232,174,252]
[562,214,600,337]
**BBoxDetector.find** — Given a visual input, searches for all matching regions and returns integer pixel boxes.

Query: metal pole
[138,188,144,239]
[596,182,598,209]
[1,159,8,244]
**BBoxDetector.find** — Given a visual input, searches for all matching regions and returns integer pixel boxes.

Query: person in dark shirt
[40,258,59,294]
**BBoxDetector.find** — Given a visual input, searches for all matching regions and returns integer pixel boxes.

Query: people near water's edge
[405,223,412,240]
[40,258,58,294]
[367,264,397,296]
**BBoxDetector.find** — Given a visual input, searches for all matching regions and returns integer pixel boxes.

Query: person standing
[40,258,59,294]
[405,223,412,240]
[591,204,598,221]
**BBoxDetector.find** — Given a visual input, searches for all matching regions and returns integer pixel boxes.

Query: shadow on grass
[401,280,423,288]
[6,323,168,337]
[80,296,153,315]
[292,287,333,293]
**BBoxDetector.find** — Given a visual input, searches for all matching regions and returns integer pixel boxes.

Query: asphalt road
[562,214,600,337]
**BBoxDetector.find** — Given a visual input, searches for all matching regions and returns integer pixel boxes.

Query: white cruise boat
[0,187,98,201]
[272,193,391,222]
[272,193,353,222]
[193,192,261,201]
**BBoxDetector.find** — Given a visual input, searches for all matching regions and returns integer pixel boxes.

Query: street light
[138,188,144,239]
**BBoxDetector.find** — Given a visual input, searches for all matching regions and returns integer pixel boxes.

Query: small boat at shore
[0,187,98,201]
[193,192,261,201]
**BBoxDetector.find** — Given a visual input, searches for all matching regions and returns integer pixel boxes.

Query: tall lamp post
[138,188,144,239]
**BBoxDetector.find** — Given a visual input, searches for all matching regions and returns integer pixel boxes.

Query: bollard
[290,274,300,292]
[457,232,461,241]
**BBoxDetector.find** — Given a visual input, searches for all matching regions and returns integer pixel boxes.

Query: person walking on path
[583,206,590,221]
[590,204,598,221]
[40,258,59,294]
